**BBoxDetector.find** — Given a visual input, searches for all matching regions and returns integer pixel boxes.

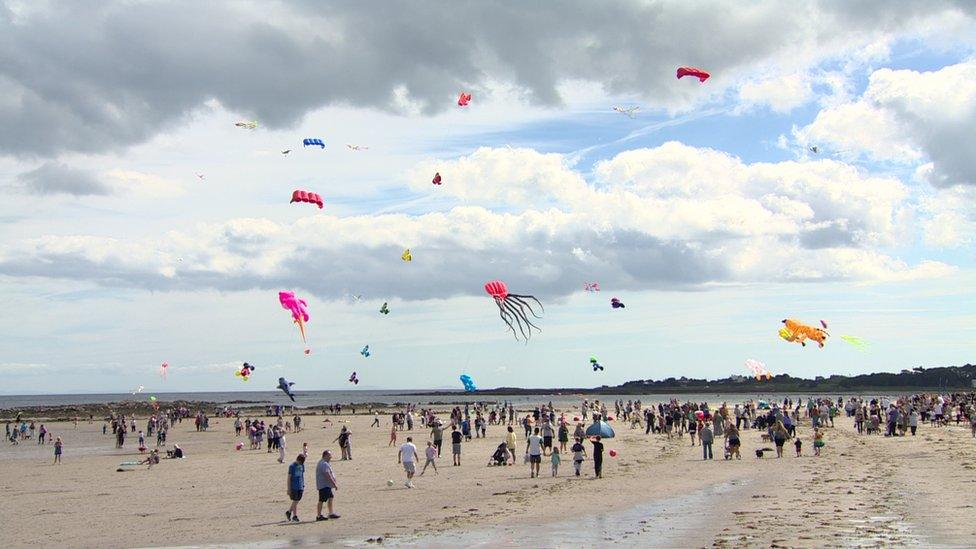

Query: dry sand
[1,406,974,548]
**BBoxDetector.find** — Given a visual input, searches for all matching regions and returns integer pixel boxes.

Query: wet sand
[1,408,974,548]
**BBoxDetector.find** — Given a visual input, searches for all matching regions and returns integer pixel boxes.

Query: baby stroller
[488,442,509,466]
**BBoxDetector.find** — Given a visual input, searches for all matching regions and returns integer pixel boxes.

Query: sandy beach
[1,399,975,548]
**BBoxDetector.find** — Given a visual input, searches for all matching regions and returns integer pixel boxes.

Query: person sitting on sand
[140,449,160,469]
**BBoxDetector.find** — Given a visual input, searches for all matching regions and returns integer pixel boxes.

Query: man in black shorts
[286,454,305,522]
[450,426,463,466]
[315,450,340,521]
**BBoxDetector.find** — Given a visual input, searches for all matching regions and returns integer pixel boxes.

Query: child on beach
[302,442,309,457]
[551,447,561,477]
[421,440,438,475]
[794,437,802,457]
[813,429,825,456]
[54,436,62,464]
[389,424,397,447]
[571,437,586,477]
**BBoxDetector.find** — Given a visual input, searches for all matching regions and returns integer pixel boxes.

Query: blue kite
[303,138,325,149]
[361,345,371,358]
[459,374,477,392]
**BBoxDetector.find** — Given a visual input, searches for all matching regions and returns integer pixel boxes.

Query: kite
[303,138,325,149]
[277,377,296,402]
[195,174,205,180]
[149,395,158,411]
[839,335,869,351]
[235,362,256,381]
[346,144,368,151]
[745,359,772,381]
[432,172,442,185]
[612,106,639,118]
[235,120,258,129]
[290,189,324,209]
[676,66,710,82]
[361,345,371,358]
[590,357,604,371]
[779,318,828,348]
[279,291,311,354]
[459,374,477,392]
[401,249,412,262]
[809,146,819,154]
[379,302,390,315]
[457,92,472,107]
[349,372,359,385]
[159,362,168,380]
[484,280,544,341]
[584,282,600,292]
[131,385,145,395]
[610,298,625,309]
[281,150,292,155]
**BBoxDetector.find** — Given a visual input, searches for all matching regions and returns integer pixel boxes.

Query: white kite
[612,106,640,118]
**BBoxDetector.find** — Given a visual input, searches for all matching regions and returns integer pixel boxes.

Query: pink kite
[457,92,472,107]
[485,280,543,341]
[676,66,710,83]
[290,190,324,209]
[159,362,168,380]
[279,291,311,354]
[432,172,442,185]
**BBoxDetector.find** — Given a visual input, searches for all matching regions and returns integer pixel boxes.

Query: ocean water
[0,390,849,410]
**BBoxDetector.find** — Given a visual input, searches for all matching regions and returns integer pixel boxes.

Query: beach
[2,398,975,548]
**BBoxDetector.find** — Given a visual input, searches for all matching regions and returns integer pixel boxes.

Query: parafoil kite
[281,149,292,155]
[159,362,168,380]
[379,302,390,315]
[612,106,639,118]
[235,362,255,381]
[484,280,544,341]
[779,318,828,348]
[839,335,869,351]
[457,92,472,107]
[676,66,710,82]
[346,144,368,151]
[610,297,625,309]
[290,189,324,209]
[303,138,325,149]
[401,249,412,262]
[584,282,600,292]
[361,345,371,358]
[745,359,772,381]
[349,372,359,385]
[809,146,819,154]
[235,120,258,129]
[590,357,604,371]
[432,172,442,185]
[277,377,296,402]
[279,291,311,354]
[459,374,477,392]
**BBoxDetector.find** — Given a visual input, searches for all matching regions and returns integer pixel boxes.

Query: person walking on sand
[398,436,420,488]
[53,436,62,464]
[421,440,438,475]
[571,437,587,476]
[450,425,463,466]
[285,454,305,522]
[505,425,517,465]
[315,450,340,521]
[525,427,543,478]
[725,423,741,460]
[700,423,714,460]
[551,447,561,477]
[590,435,604,478]
[333,426,352,460]
[430,420,445,457]
[278,429,287,463]
[389,423,398,447]
[813,429,825,456]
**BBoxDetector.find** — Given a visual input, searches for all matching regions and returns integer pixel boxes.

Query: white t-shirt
[425,446,437,460]
[400,442,417,463]
[527,434,543,456]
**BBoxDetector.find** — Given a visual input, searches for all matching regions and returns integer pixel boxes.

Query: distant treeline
[430,363,976,396]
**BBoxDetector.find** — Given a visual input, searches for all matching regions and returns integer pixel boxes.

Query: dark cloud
[17,162,112,195]
[0,1,968,157]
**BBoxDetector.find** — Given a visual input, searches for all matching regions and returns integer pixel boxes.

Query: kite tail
[295,317,309,353]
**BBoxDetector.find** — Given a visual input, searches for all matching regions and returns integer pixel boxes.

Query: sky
[1,1,975,394]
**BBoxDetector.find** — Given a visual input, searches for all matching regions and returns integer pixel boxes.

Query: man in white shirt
[525,427,543,478]
[398,436,419,488]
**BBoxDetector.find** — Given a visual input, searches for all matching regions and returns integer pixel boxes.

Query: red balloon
[484,280,509,300]
[608,449,618,457]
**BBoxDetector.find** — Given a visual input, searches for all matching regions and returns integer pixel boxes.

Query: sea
[0,390,865,410]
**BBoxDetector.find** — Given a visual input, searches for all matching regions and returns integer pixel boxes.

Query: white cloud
[0,143,949,298]
[796,60,976,188]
